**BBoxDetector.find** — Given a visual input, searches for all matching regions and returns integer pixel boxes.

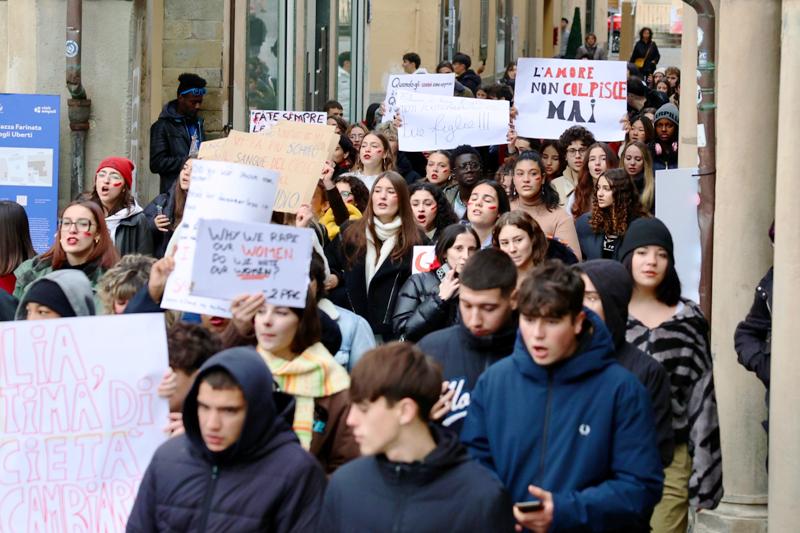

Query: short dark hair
[561,17,569,24]
[177,73,207,97]
[460,248,517,297]
[486,83,513,101]
[558,126,596,149]
[622,251,682,306]
[323,99,344,112]
[434,224,480,264]
[402,52,421,69]
[450,144,482,170]
[452,52,471,69]
[337,51,351,67]
[436,60,454,73]
[518,260,585,318]
[201,368,240,390]
[169,323,222,374]
[350,342,442,423]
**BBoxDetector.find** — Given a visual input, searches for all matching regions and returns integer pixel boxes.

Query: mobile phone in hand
[515,499,544,513]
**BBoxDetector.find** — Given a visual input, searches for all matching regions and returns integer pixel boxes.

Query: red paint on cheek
[112,182,123,188]
[487,205,497,210]
[83,232,93,237]
[430,205,437,212]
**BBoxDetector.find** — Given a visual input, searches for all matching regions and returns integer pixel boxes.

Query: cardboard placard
[381,73,455,123]
[249,110,327,133]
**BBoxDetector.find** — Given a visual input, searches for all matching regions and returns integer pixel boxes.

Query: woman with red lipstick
[392,224,479,342]
[540,140,564,182]
[328,171,423,341]
[466,180,510,248]
[571,143,619,219]
[621,217,722,529]
[13,200,119,303]
[342,132,395,192]
[251,291,358,473]
[91,157,153,256]
[0,201,35,295]
[622,141,656,213]
[509,151,581,259]
[424,150,457,195]
[493,211,548,288]
[409,182,459,242]
[576,169,645,261]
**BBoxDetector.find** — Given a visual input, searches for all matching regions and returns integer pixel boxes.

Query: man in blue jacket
[461,260,664,532]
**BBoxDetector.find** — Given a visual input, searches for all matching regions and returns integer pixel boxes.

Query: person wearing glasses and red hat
[150,73,207,193]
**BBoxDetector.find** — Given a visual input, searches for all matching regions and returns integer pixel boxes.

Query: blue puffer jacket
[461,312,664,532]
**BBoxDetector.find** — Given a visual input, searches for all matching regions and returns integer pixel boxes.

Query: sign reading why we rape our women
[249,110,327,133]
[514,58,627,141]
[0,313,169,532]
[381,73,455,123]
[161,159,279,317]
[191,219,314,307]
[396,90,510,151]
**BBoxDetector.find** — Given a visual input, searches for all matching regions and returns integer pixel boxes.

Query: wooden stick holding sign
[190,219,314,308]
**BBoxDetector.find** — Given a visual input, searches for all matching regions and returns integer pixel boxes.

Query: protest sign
[161,159,279,317]
[412,245,437,274]
[249,110,327,133]
[197,138,228,160]
[220,124,338,213]
[0,313,169,532]
[514,58,627,141]
[656,167,701,303]
[396,91,509,151]
[0,94,60,253]
[191,219,314,307]
[382,73,455,123]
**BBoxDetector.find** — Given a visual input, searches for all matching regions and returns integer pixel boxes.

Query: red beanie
[95,157,135,189]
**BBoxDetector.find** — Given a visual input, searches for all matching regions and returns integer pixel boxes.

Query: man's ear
[573,310,587,335]
[397,397,420,426]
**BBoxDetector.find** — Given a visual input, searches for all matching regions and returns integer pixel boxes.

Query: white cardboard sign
[191,219,314,308]
[249,110,327,133]
[382,73,455,123]
[514,58,627,141]
[0,314,169,532]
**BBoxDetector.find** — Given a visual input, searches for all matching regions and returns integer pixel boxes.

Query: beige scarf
[365,216,402,287]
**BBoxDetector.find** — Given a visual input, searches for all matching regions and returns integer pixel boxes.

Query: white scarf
[365,216,402,288]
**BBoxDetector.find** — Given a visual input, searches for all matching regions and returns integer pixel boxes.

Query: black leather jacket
[392,268,459,342]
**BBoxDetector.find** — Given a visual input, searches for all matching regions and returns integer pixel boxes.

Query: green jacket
[13,256,107,311]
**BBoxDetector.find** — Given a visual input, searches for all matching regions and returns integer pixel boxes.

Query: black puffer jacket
[457,69,482,94]
[392,268,459,342]
[127,348,326,532]
[149,101,204,192]
[143,185,178,258]
[319,424,514,533]
[581,259,675,467]
[114,211,155,257]
[735,267,773,389]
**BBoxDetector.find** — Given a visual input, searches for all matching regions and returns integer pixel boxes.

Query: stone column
[678,6,698,168]
[619,1,635,61]
[695,0,779,530]
[768,0,800,529]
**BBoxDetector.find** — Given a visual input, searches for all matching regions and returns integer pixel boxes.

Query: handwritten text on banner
[382,73,455,123]
[249,110,327,133]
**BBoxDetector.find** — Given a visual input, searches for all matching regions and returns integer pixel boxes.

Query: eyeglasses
[339,190,353,198]
[566,148,588,156]
[458,161,481,171]
[179,87,207,96]
[59,218,94,232]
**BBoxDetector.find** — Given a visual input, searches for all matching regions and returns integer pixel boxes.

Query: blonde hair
[97,254,156,313]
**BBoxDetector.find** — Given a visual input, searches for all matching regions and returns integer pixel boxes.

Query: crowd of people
[0,48,771,532]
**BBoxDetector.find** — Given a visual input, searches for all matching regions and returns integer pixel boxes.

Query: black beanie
[24,280,76,318]
[618,217,674,262]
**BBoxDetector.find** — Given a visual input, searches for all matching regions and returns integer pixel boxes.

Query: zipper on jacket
[197,464,219,532]
[382,272,402,325]
[536,372,554,486]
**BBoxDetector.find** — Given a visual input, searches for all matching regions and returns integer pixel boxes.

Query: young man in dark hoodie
[418,248,518,434]
[319,342,515,532]
[576,259,675,467]
[462,260,663,533]
[127,347,326,532]
[150,73,206,192]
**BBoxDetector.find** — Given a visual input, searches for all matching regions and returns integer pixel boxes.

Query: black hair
[558,126,596,149]
[627,77,648,97]
[334,174,370,212]
[364,103,381,130]
[177,73,207,96]
[512,151,561,210]
[202,367,240,390]
[337,51,351,68]
[436,60,454,73]
[452,52,472,69]
[470,179,511,216]
[434,224,480,264]
[449,144,482,170]
[460,248,517,296]
[337,134,357,167]
[561,17,569,24]
[402,52,421,69]
[169,323,222,374]
[323,99,344,112]
[518,260,585,318]
[487,83,514,101]
[622,251,682,306]
[309,251,327,300]
[639,27,654,40]
[409,181,459,236]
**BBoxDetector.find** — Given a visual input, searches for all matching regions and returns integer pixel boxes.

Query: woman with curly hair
[408,181,459,242]
[576,168,644,260]
[571,142,620,219]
